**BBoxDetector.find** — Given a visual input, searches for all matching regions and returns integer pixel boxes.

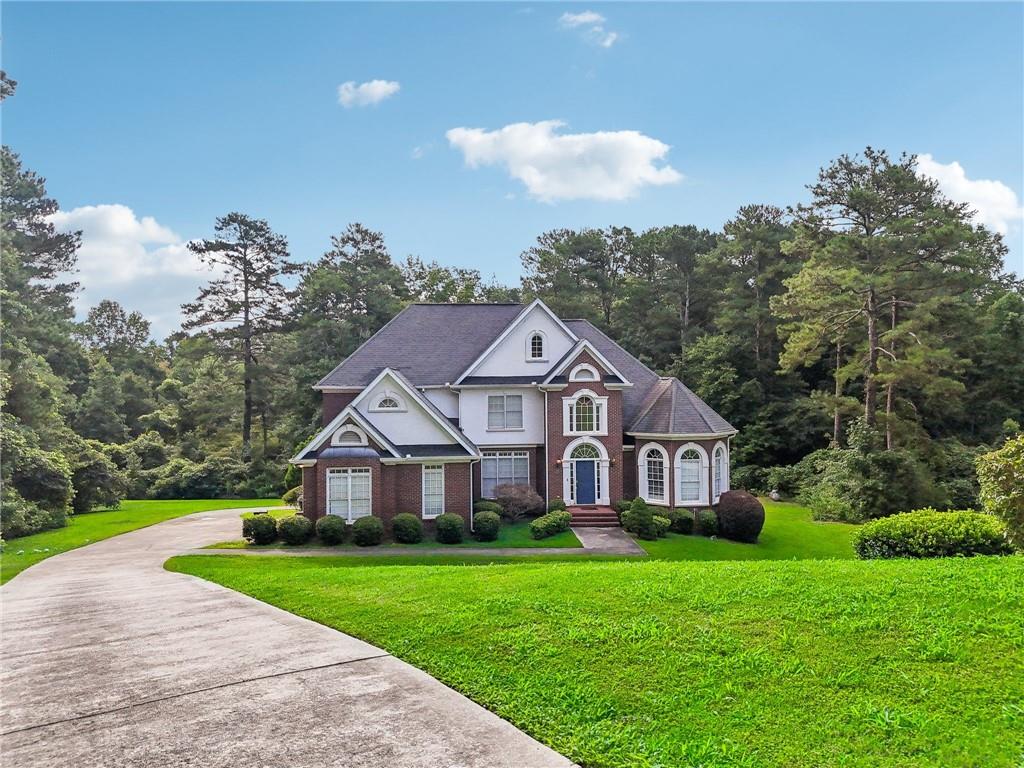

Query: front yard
[167,552,1024,767]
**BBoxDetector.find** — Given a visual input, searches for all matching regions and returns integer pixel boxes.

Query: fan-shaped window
[378,397,399,409]
[370,391,405,412]
[331,424,368,447]
[678,449,702,502]
[569,363,599,382]
[570,443,600,460]
[529,333,545,359]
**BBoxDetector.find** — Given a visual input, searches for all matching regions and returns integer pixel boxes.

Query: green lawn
[2,499,281,584]
[208,517,581,550]
[168,553,1024,768]
[640,499,857,560]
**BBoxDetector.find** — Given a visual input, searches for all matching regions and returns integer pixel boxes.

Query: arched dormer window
[369,391,405,412]
[331,424,368,447]
[526,330,547,361]
[569,363,599,382]
[639,444,667,504]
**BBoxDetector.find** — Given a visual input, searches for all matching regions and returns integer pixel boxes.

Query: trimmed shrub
[696,508,718,537]
[473,511,501,541]
[392,513,424,544]
[242,513,277,545]
[977,434,1024,549]
[548,498,568,513]
[669,508,695,535]
[530,510,572,540]
[621,498,658,540]
[315,515,347,545]
[435,513,465,544]
[282,485,302,505]
[494,484,545,521]
[352,515,384,546]
[717,490,766,543]
[613,499,632,516]
[473,500,503,514]
[853,509,1013,559]
[652,515,671,538]
[277,514,314,545]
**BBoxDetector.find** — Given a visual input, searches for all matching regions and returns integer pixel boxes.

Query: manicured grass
[640,499,858,560]
[207,517,581,550]
[1,499,281,584]
[168,553,1024,768]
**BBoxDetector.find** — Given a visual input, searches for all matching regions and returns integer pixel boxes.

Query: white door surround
[561,437,610,506]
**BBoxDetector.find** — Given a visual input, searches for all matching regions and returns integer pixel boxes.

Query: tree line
[3,74,1021,536]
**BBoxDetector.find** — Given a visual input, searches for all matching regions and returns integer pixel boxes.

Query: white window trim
[712,440,730,503]
[330,424,369,447]
[561,437,610,506]
[421,464,445,519]
[569,363,600,382]
[525,329,548,363]
[638,442,669,506]
[562,389,609,437]
[673,442,710,507]
[326,467,373,523]
[480,450,531,499]
[487,393,525,432]
[369,390,407,412]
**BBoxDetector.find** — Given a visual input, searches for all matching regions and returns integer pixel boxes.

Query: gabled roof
[316,304,524,389]
[291,406,401,464]
[541,339,632,386]
[629,377,736,436]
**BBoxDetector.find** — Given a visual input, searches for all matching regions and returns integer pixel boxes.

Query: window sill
[564,431,608,438]
[641,498,670,507]
[422,513,441,520]
[486,427,526,432]
[526,358,548,363]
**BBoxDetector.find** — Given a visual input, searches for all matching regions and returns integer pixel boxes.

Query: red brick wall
[322,392,358,425]
[632,438,724,508]
[622,449,637,499]
[545,350,625,506]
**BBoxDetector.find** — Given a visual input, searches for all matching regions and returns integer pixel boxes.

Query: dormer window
[369,391,405,412]
[569,363,599,382]
[526,331,547,362]
[331,424,369,447]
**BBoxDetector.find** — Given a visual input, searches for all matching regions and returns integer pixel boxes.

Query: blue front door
[575,460,596,504]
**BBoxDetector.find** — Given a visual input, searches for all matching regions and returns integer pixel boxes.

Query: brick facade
[471,446,544,501]
[322,392,358,425]
[631,437,726,508]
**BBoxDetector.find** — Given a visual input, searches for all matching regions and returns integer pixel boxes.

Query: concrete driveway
[0,508,573,767]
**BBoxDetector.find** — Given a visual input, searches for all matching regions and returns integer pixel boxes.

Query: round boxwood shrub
[548,498,568,513]
[435,512,465,544]
[277,514,314,545]
[315,514,348,545]
[652,515,671,538]
[281,485,302,505]
[696,508,718,537]
[352,515,384,546]
[392,513,424,544]
[853,509,1012,559]
[473,511,501,541]
[529,510,572,539]
[621,498,658,540]
[716,490,766,543]
[670,508,695,535]
[242,513,277,545]
[473,500,503,514]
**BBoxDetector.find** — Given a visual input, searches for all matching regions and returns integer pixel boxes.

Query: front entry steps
[568,505,620,527]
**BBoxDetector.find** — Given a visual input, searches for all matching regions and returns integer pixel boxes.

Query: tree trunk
[754,281,763,363]
[833,341,842,446]
[864,288,879,427]
[680,277,691,359]
[884,296,897,450]
[241,261,252,463]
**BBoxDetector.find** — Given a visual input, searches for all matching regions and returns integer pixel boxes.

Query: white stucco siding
[355,376,456,445]
[471,304,576,377]
[423,388,459,418]
[459,387,545,446]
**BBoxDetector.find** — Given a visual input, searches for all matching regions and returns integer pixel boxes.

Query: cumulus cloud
[446,120,682,202]
[337,79,401,108]
[46,204,218,338]
[917,154,1024,235]
[559,9,619,48]
[559,10,605,27]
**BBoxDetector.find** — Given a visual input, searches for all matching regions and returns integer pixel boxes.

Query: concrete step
[571,520,622,528]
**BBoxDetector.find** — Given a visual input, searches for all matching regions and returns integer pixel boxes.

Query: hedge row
[853,509,1012,559]
[240,511,492,547]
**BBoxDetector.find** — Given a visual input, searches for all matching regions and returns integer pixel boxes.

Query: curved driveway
[0,508,572,767]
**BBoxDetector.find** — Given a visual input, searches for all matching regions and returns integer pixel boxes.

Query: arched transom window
[570,443,600,460]
[642,446,667,503]
[370,391,405,412]
[331,424,368,447]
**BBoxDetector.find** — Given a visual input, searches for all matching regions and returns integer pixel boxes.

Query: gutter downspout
[543,390,549,508]
[469,458,478,533]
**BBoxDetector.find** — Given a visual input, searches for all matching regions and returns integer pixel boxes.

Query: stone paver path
[0,508,573,768]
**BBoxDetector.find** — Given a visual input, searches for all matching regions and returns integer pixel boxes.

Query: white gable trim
[353,368,480,456]
[290,406,400,463]
[455,299,578,384]
[541,339,631,386]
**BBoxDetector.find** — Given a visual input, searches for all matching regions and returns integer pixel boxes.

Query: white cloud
[559,10,605,27]
[559,9,619,48]
[446,120,682,202]
[337,79,400,108]
[411,145,425,160]
[917,154,1024,235]
[46,204,218,338]
[596,30,618,48]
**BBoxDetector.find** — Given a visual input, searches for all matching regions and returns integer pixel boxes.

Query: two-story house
[291,299,736,530]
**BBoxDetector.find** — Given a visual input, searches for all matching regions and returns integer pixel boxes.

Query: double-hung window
[326,468,372,523]
[481,451,529,498]
[678,450,702,503]
[487,394,523,430]
[422,465,444,519]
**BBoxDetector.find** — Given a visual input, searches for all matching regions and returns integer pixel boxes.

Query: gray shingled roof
[629,378,736,435]
[393,444,472,457]
[316,304,524,388]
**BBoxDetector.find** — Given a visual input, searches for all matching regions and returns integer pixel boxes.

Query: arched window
[529,333,545,360]
[569,363,599,382]
[678,449,702,503]
[713,445,727,500]
[570,443,600,460]
[642,446,667,503]
[370,391,405,412]
[331,424,368,447]
[563,389,607,435]
[378,397,399,409]
[573,396,596,432]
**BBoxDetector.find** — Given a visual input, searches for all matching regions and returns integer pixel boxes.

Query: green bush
[282,485,302,505]
[70,440,128,515]
[352,515,384,546]
[435,513,465,544]
[548,498,568,512]
[474,500,503,514]
[277,514,314,545]
[242,513,278,545]
[669,508,694,534]
[652,515,671,538]
[315,515,347,545]
[621,498,658,540]
[853,509,1013,559]
[613,499,632,516]
[731,465,768,495]
[494,484,545,521]
[976,434,1024,549]
[716,490,765,543]
[696,508,718,537]
[530,510,572,539]
[392,513,424,544]
[473,511,501,541]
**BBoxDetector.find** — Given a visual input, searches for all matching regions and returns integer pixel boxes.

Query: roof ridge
[674,379,718,433]
[411,302,522,306]
[565,319,660,381]
[630,378,672,430]
[668,379,678,433]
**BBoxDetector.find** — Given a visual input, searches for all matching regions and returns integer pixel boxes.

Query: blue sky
[4,2,1023,336]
